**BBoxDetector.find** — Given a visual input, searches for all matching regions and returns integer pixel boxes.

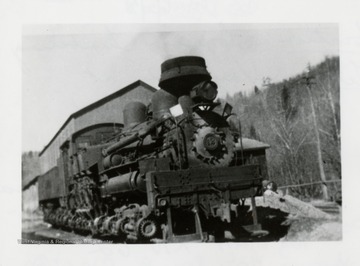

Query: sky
[22,24,339,152]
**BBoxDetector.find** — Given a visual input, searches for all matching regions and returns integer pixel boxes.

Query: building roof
[235,138,270,151]
[39,80,157,156]
[22,175,39,191]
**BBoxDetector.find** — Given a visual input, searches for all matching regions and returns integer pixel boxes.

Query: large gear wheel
[137,218,159,239]
[192,126,234,166]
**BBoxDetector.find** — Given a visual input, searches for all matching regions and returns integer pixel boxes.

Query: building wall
[74,85,154,131]
[22,183,39,212]
[39,84,155,176]
[22,152,40,187]
[39,119,75,175]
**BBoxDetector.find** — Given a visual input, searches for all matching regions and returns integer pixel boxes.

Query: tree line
[224,56,340,200]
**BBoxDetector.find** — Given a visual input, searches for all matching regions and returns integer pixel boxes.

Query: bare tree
[261,84,311,195]
[223,57,340,201]
[302,71,329,200]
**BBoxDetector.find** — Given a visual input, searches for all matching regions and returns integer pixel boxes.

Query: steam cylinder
[101,171,146,196]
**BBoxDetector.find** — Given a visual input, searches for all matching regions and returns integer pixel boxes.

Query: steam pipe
[103,116,170,156]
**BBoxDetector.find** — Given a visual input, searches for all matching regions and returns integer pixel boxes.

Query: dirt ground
[246,191,342,242]
[22,194,342,243]
[280,214,342,241]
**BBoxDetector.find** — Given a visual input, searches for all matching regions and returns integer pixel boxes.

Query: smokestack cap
[159,56,212,90]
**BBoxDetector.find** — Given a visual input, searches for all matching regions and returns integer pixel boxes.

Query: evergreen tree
[250,124,257,140]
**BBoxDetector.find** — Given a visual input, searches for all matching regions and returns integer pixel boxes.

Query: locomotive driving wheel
[114,217,128,236]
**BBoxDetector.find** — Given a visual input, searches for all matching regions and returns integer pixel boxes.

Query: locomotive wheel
[68,215,77,229]
[92,215,106,235]
[115,218,128,236]
[137,218,158,239]
[103,216,117,234]
[61,214,70,228]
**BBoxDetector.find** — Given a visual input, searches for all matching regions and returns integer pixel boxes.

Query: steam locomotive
[39,56,271,243]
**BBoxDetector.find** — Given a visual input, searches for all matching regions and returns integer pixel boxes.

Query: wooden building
[22,80,157,212]
[38,80,156,175]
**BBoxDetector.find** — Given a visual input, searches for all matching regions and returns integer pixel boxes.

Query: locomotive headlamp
[190,81,218,103]
[157,198,168,207]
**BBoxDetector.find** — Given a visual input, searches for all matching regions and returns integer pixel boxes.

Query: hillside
[224,56,340,200]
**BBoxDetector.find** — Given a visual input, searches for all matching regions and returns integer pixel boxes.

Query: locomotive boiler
[40,56,271,243]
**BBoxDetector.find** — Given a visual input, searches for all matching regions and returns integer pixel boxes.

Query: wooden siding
[39,82,156,175]
[39,119,75,175]
[74,86,154,131]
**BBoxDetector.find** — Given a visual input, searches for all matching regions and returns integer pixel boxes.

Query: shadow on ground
[222,206,291,242]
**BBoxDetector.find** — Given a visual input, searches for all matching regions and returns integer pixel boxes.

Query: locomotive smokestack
[158,56,212,98]
[151,89,178,120]
[123,102,147,129]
